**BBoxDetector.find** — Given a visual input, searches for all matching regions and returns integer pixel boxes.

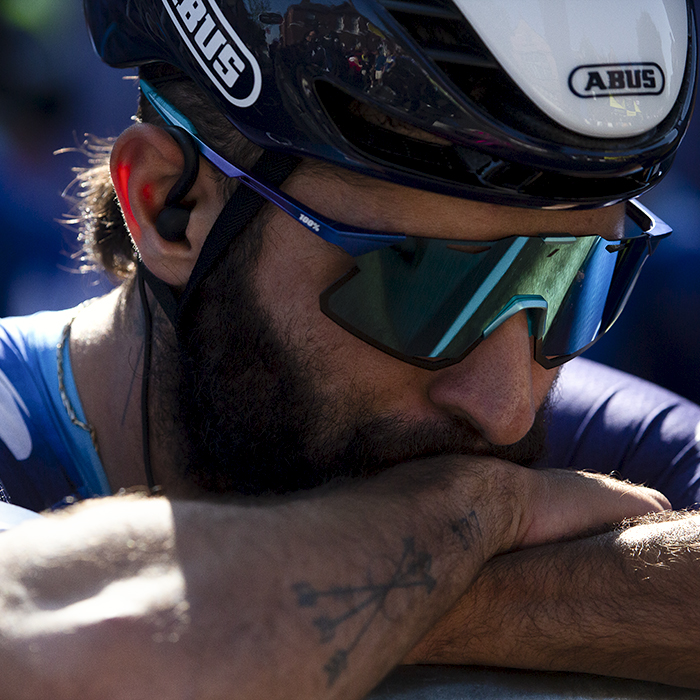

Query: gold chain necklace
[56,314,100,457]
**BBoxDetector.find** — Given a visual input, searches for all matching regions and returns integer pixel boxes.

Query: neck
[69,281,182,494]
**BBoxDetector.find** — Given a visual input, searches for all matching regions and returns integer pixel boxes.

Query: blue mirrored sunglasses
[142,80,671,370]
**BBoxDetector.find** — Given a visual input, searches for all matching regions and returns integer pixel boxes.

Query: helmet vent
[315,81,667,206]
[378,0,499,69]
[377,0,562,141]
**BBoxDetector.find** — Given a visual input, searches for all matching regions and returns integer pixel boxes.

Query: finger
[515,469,670,549]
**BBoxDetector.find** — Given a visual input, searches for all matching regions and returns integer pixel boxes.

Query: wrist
[386,455,525,562]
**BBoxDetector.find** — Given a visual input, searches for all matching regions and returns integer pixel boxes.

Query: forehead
[284,159,627,242]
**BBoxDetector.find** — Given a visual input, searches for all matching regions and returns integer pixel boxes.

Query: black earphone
[155,126,201,242]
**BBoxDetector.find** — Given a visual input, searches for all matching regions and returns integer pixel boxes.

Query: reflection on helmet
[85,0,697,208]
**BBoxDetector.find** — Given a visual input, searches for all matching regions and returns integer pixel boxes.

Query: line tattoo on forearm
[292,537,436,686]
[451,510,482,552]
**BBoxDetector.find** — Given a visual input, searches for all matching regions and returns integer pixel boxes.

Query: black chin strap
[136,150,301,491]
[139,150,301,343]
[137,267,158,493]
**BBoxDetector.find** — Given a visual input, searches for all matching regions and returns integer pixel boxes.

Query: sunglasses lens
[321,211,657,369]
[538,238,617,358]
[322,238,503,362]
[538,218,652,366]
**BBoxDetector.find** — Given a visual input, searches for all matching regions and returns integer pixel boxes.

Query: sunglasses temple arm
[197,141,404,254]
[140,79,404,256]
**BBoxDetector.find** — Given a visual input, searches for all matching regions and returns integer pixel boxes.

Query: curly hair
[69,63,264,281]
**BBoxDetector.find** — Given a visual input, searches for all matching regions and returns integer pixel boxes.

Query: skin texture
[7,121,695,698]
[0,464,670,700]
[405,511,700,689]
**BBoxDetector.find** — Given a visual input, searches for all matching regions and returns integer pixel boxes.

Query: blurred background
[0,0,131,314]
[0,1,698,404]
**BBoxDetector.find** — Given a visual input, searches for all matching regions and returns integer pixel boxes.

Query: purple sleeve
[540,357,700,510]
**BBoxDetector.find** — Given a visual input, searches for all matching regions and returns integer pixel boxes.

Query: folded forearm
[0,458,517,700]
[407,511,700,689]
[0,461,667,699]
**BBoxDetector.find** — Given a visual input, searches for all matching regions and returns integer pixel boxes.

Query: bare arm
[0,459,666,700]
[406,510,700,689]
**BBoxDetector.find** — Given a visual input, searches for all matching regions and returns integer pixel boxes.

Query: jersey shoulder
[0,309,108,511]
[545,357,700,510]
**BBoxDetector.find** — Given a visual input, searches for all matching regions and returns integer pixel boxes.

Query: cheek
[253,218,354,349]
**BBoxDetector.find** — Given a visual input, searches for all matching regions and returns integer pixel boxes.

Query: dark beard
[163,231,551,497]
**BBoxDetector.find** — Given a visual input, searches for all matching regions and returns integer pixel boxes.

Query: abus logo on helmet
[569,63,665,98]
[162,0,262,108]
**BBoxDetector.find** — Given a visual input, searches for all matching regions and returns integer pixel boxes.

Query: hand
[518,468,669,548]
[487,461,670,552]
[392,456,668,558]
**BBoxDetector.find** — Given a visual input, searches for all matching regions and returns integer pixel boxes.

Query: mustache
[319,404,551,484]
[176,382,550,497]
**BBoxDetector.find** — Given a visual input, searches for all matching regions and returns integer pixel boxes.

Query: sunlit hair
[66,63,263,280]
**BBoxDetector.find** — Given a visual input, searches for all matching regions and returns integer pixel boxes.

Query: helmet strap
[138,150,301,343]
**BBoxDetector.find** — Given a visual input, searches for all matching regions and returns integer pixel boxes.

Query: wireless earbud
[155,206,193,242]
[155,126,200,242]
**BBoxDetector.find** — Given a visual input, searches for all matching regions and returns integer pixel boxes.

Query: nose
[426,312,555,445]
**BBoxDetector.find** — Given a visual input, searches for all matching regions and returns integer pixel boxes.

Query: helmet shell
[85,0,697,208]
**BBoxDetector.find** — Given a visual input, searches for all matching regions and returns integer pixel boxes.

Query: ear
[110,123,223,289]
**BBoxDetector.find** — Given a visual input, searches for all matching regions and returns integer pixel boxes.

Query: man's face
[171,161,625,496]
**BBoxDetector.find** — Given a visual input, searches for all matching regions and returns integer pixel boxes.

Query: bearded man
[0,1,698,698]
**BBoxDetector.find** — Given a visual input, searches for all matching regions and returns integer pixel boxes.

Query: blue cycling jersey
[0,307,698,512]
[0,308,109,511]
[540,357,700,510]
